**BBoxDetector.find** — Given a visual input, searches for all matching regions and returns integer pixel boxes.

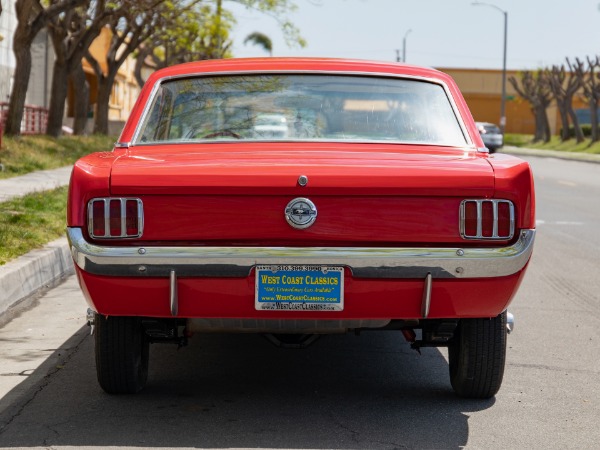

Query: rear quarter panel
[487,153,536,229]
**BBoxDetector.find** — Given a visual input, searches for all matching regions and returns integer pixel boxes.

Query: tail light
[87,198,144,239]
[460,199,514,240]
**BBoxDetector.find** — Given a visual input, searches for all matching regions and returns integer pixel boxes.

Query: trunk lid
[111,143,493,196]
[109,143,494,245]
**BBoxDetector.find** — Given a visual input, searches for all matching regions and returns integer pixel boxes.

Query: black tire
[95,314,149,394]
[448,311,507,399]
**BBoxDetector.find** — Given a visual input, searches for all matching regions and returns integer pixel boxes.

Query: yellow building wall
[439,67,566,136]
[68,27,141,128]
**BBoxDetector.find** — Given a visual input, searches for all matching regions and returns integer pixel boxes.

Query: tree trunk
[557,102,570,141]
[532,106,544,142]
[134,47,151,88]
[93,72,117,135]
[72,63,90,135]
[567,108,585,143]
[46,60,69,137]
[541,107,551,143]
[590,100,599,143]
[5,33,34,136]
[533,105,551,143]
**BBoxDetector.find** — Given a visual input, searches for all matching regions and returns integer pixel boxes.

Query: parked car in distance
[476,121,503,152]
[67,58,535,398]
[253,113,289,139]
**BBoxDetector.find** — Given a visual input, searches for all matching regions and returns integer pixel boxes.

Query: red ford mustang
[67,58,535,397]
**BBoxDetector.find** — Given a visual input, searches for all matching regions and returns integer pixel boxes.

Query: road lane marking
[558,180,577,187]
[555,221,584,225]
[536,219,583,226]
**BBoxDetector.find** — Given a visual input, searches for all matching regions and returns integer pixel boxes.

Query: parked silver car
[476,122,503,153]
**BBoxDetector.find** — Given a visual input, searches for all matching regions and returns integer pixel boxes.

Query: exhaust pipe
[506,311,515,334]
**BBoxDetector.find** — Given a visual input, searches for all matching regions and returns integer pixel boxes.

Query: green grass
[0,135,115,265]
[504,133,600,154]
[0,134,116,179]
[0,187,68,265]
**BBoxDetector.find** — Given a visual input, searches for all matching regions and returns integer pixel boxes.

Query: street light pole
[402,29,412,63]
[472,2,508,134]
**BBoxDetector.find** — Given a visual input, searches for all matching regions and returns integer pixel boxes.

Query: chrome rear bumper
[67,227,534,279]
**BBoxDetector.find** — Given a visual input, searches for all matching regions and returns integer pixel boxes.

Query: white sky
[227,0,600,70]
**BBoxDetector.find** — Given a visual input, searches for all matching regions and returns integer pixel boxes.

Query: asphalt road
[0,154,598,449]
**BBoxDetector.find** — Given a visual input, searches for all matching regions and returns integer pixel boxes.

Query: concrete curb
[0,238,73,322]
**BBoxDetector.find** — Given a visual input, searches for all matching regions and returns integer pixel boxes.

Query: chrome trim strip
[120,200,127,238]
[421,273,432,318]
[492,201,498,237]
[103,200,110,238]
[67,227,535,279]
[114,141,130,148]
[170,270,178,316]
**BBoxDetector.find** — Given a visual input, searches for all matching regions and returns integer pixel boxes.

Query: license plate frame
[255,265,344,312]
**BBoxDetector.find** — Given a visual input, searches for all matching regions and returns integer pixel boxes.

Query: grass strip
[0,187,68,265]
[505,134,600,154]
[0,135,116,179]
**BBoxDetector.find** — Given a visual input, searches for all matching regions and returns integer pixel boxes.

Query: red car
[67,58,535,398]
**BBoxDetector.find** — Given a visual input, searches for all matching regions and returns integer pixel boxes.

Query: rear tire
[95,315,149,394]
[448,311,507,399]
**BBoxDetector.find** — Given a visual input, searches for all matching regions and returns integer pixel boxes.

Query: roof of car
[145,57,452,84]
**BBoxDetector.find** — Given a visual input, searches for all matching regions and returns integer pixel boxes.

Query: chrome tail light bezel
[87,198,144,239]
[459,199,515,240]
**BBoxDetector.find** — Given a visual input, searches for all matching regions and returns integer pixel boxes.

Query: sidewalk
[0,166,73,202]
[0,167,74,323]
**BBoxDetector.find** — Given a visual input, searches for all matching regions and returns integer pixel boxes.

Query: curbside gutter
[0,166,74,325]
[0,238,74,325]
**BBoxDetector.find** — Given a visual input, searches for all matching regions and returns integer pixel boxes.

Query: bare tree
[546,59,585,142]
[4,0,85,136]
[84,0,174,135]
[575,56,600,142]
[509,70,552,143]
[45,0,115,137]
[71,61,90,134]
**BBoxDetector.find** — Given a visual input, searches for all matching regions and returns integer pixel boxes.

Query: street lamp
[402,29,412,63]
[472,2,508,134]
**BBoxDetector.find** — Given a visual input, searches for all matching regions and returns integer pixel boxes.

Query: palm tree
[244,31,273,56]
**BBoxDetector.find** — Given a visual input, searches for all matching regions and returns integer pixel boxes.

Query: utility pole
[472,2,508,134]
[402,29,412,63]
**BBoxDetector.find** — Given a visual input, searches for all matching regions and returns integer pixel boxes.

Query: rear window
[136,74,467,146]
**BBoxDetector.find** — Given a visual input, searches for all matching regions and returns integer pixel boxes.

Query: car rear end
[67,59,534,397]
